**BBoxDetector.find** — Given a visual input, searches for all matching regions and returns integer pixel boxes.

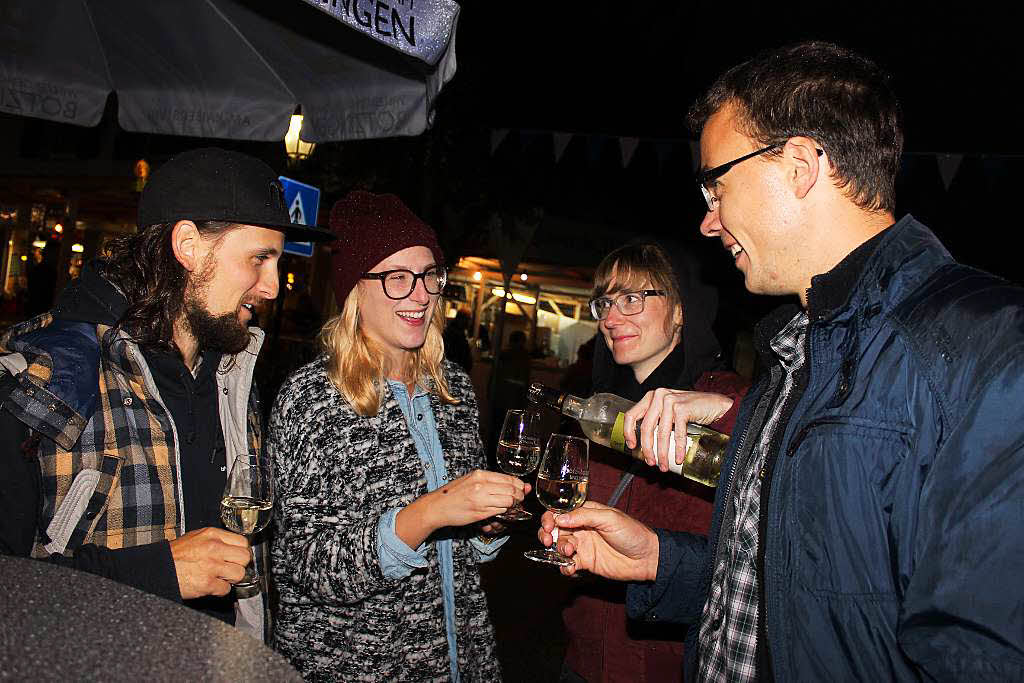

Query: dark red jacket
[562,369,748,683]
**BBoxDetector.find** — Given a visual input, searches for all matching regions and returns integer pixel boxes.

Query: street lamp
[284,114,315,162]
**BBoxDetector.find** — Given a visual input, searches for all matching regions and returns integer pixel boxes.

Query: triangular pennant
[937,153,963,190]
[552,132,573,163]
[490,128,509,155]
[654,141,674,172]
[619,137,640,167]
[689,140,701,173]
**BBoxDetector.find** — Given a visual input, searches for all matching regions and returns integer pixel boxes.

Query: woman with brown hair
[560,240,748,682]
[268,191,525,681]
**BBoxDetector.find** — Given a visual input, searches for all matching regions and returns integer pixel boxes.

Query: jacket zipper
[755,323,814,683]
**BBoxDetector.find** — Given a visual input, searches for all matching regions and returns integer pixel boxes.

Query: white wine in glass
[494,409,542,522]
[524,433,589,566]
[221,452,274,593]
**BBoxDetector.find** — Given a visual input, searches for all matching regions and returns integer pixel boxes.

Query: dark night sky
[451,3,1021,155]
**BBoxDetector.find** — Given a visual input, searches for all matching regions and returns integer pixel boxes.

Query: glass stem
[248,535,259,583]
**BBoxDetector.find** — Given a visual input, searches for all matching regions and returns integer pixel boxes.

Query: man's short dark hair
[688,41,903,213]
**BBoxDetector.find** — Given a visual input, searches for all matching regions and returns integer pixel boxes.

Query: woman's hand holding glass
[395,469,529,549]
[494,409,543,521]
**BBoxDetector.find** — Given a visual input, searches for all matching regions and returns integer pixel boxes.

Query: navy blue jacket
[627,216,1024,681]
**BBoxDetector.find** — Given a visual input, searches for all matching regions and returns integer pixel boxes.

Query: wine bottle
[528,383,728,487]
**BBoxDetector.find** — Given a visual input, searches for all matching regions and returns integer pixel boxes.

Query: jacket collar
[756,215,953,354]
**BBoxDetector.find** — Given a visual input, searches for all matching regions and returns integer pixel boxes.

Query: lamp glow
[71,243,84,253]
[284,114,316,161]
[491,288,536,305]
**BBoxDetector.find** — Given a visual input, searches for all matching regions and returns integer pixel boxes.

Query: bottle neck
[561,394,585,420]
[528,383,567,411]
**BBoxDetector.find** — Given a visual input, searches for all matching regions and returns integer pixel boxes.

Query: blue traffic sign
[279,175,321,257]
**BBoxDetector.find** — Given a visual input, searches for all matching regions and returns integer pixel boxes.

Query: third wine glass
[524,433,589,566]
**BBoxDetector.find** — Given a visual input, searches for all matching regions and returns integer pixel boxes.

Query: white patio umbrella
[0,0,459,142]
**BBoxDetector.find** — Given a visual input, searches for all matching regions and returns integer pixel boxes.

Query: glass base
[234,581,260,598]
[234,551,261,596]
[523,548,575,567]
[495,507,534,522]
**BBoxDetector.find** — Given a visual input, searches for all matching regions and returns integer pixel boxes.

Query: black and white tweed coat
[268,357,502,682]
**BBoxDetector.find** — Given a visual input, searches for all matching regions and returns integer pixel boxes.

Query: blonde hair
[592,243,682,335]
[319,285,458,417]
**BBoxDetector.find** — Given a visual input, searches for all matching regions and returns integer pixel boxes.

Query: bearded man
[0,148,334,640]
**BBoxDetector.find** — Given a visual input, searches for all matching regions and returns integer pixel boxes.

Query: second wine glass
[523,433,589,566]
[221,452,274,594]
[494,409,542,522]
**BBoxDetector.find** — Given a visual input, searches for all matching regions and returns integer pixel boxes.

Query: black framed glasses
[589,290,665,320]
[360,265,447,300]
[696,143,782,211]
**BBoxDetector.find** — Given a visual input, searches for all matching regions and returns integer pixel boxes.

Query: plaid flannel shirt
[0,313,262,560]
[697,311,808,682]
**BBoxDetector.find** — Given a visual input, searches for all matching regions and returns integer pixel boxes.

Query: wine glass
[221,452,274,594]
[523,433,589,566]
[494,409,543,521]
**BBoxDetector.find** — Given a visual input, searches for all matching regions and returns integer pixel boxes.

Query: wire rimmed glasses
[360,265,447,300]
[589,290,665,320]
[524,433,589,567]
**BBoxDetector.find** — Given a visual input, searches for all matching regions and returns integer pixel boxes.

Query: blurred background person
[443,308,473,374]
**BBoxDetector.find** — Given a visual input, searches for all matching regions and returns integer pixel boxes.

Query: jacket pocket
[44,468,100,554]
[789,418,913,596]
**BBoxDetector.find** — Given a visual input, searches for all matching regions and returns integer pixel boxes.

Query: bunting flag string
[486,128,1022,193]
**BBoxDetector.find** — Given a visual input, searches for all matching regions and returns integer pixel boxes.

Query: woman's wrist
[395,492,441,549]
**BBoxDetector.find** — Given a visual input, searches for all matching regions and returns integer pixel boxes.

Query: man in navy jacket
[540,41,1024,681]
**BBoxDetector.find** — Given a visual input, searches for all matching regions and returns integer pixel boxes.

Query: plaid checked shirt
[0,313,262,559]
[696,311,808,683]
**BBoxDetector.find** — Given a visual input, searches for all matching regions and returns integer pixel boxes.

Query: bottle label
[610,412,627,452]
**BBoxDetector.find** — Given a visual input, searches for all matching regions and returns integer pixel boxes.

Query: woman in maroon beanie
[268,191,525,681]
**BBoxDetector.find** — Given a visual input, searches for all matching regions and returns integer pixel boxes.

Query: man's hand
[537,501,659,580]
[624,388,734,472]
[169,527,251,600]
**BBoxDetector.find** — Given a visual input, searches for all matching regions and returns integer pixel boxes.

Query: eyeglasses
[589,290,665,320]
[696,144,782,211]
[360,265,447,300]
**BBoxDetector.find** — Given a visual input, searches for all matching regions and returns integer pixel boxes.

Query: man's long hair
[688,41,903,214]
[319,285,457,417]
[98,220,238,352]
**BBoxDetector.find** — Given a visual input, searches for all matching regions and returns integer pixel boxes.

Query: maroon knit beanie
[329,190,445,308]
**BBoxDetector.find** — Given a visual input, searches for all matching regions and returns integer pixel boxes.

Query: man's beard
[182,264,252,355]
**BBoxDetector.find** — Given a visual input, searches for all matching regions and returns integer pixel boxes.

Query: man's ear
[783,136,823,199]
[170,220,202,272]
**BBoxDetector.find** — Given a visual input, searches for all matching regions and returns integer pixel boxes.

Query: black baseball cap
[137,147,336,243]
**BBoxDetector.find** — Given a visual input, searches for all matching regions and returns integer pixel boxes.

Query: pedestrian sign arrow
[279,176,321,258]
[289,193,306,225]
